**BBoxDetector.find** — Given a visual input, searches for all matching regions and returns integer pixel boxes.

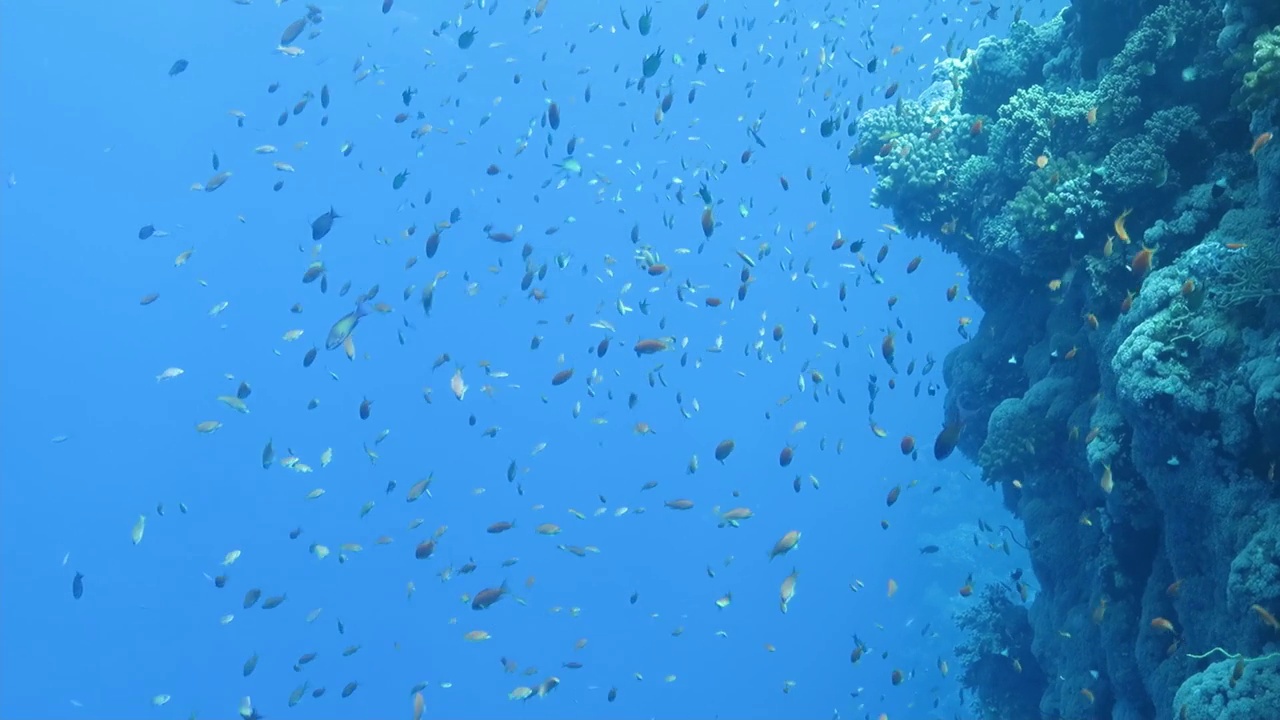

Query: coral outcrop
[850,0,1280,716]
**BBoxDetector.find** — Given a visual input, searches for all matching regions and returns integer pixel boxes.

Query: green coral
[1241,25,1280,111]
[965,155,1103,276]
[1008,156,1102,239]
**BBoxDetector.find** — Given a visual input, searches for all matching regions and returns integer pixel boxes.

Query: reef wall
[853,0,1280,717]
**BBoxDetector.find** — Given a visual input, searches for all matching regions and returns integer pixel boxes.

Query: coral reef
[1240,26,1280,111]
[1173,653,1280,719]
[850,0,1280,717]
[955,585,1047,718]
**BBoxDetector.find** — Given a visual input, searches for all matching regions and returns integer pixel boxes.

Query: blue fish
[311,206,340,241]
[326,302,369,350]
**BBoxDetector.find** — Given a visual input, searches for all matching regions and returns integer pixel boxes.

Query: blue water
[1,1,1051,718]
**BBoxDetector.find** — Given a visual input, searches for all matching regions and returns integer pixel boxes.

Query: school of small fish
[58,0,1072,717]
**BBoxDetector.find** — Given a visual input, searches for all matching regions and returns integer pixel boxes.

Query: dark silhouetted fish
[311,206,340,240]
[72,572,84,599]
[280,17,307,45]
[472,580,509,610]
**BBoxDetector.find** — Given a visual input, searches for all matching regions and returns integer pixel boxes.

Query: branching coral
[1212,239,1280,307]
[1110,291,1225,421]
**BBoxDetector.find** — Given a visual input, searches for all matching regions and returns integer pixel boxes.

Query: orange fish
[886,485,901,507]
[934,415,963,460]
[1250,131,1273,156]
[881,332,896,365]
[1114,209,1133,243]
[1092,596,1108,624]
[1131,245,1155,279]
[1150,617,1176,634]
[779,444,795,467]
[633,338,670,356]
[1251,603,1279,630]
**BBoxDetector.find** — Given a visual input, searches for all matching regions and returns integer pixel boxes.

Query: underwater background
[2,0,1279,719]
